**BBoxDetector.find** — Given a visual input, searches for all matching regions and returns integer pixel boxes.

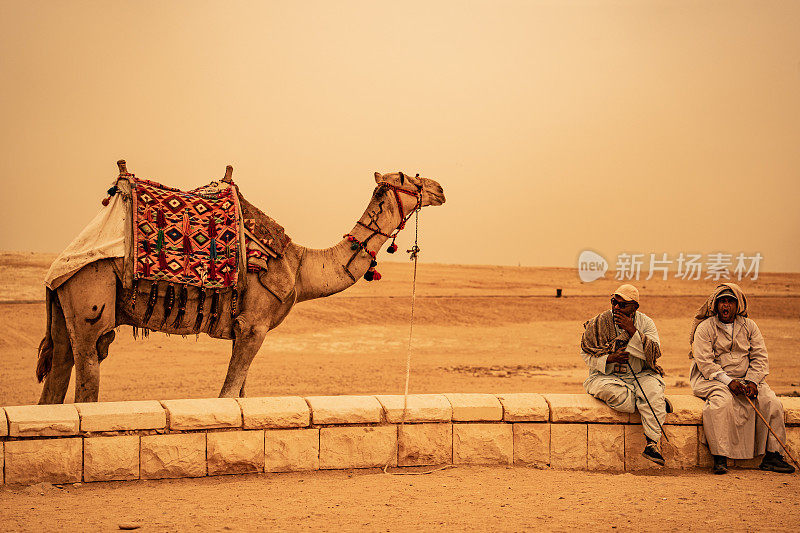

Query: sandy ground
[1,251,799,531]
[1,467,799,532]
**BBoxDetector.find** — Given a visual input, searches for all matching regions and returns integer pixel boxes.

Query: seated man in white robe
[581,284,669,466]
[690,283,794,474]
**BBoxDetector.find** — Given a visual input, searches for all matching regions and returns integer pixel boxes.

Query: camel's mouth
[422,178,445,207]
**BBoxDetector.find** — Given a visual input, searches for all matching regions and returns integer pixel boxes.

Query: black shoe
[712,455,728,475]
[759,451,796,474]
[642,442,665,466]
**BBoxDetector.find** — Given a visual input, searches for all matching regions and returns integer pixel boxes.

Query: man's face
[611,296,637,317]
[715,295,738,323]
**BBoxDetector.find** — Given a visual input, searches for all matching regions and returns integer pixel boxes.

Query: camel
[36,163,445,403]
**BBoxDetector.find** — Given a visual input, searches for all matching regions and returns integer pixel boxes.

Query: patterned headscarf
[582,310,664,375]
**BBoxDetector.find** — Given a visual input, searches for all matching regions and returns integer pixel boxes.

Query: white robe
[582,311,667,442]
[690,315,786,459]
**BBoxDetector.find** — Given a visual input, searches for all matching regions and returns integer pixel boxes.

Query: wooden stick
[744,395,799,469]
[629,366,670,443]
[117,159,128,175]
[223,165,233,183]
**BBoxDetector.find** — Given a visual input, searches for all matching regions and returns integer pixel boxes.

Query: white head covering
[688,282,749,357]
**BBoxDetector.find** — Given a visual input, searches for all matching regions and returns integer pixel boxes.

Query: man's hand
[728,379,747,396]
[744,381,758,399]
[607,349,630,364]
[613,310,636,337]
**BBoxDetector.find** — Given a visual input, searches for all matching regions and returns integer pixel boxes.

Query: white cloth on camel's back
[45,191,126,290]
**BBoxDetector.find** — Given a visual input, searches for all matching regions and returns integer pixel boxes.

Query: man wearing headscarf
[581,284,669,466]
[690,283,794,474]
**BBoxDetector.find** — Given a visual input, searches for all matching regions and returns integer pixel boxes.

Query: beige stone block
[550,424,587,469]
[698,427,713,468]
[453,423,512,465]
[497,393,549,422]
[161,398,241,430]
[306,396,382,425]
[398,423,452,466]
[513,423,550,467]
[76,400,166,432]
[587,424,624,471]
[207,430,264,475]
[265,428,320,472]
[665,395,705,425]
[0,407,7,436]
[237,396,310,429]
[662,425,698,469]
[140,433,206,479]
[5,438,82,484]
[444,394,503,422]
[784,427,800,465]
[781,397,800,425]
[543,394,628,424]
[624,425,660,471]
[375,394,452,423]
[319,426,397,469]
[5,404,79,437]
[84,436,140,482]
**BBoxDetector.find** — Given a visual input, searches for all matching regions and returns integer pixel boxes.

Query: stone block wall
[1,394,798,485]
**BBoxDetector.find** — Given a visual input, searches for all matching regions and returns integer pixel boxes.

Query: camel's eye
[373,183,389,199]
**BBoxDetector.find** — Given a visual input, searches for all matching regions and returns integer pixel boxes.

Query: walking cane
[628,365,671,444]
[743,394,800,470]
[613,331,671,444]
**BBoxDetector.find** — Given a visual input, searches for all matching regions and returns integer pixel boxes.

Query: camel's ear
[374,172,382,184]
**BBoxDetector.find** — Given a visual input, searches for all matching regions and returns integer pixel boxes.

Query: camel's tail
[36,287,54,382]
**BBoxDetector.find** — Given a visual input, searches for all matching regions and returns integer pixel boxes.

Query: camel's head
[373,171,446,209]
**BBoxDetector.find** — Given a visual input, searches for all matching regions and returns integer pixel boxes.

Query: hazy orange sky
[2,1,799,272]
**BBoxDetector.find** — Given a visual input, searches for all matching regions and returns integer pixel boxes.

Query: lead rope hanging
[403,208,420,405]
[383,209,454,476]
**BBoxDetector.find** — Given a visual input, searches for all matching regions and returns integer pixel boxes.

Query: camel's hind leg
[38,303,74,404]
[58,260,117,403]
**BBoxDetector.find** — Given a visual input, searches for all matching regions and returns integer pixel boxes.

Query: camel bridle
[358,179,423,234]
[344,173,424,281]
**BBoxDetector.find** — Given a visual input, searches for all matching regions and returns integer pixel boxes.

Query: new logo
[578,250,608,283]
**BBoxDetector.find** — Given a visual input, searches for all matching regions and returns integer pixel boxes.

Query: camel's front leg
[219,322,268,398]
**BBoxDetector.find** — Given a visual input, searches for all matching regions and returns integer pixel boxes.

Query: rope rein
[402,209,419,418]
[383,209,455,476]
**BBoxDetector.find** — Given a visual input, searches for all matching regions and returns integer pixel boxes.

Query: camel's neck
[293,192,403,303]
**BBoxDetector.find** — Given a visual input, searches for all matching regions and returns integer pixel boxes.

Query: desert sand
[1,251,799,531]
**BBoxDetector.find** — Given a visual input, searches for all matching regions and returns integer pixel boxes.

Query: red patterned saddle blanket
[133,177,241,289]
[131,177,290,290]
